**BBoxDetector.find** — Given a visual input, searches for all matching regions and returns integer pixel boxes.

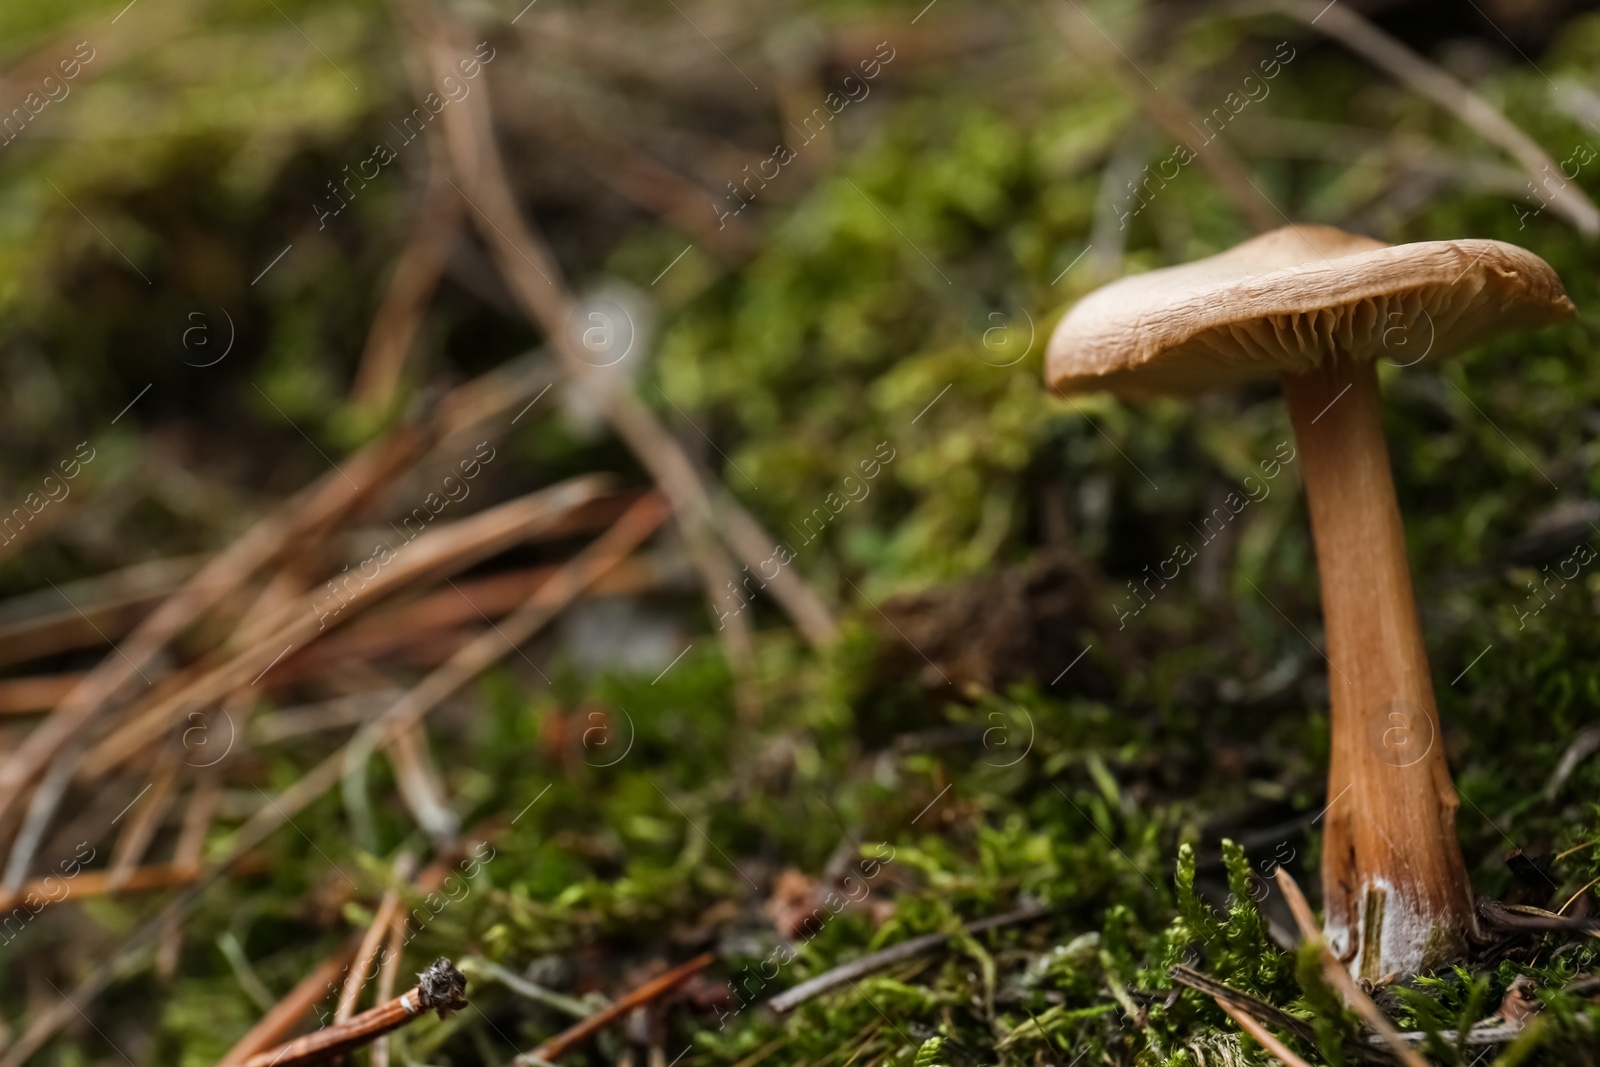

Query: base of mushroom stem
[1324,879,1471,981]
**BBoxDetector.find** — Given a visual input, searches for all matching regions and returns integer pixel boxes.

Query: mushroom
[1045,224,1574,979]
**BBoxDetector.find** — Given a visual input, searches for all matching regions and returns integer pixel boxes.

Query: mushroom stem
[1281,356,1477,980]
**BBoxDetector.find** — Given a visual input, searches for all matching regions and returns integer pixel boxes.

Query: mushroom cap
[1045,224,1575,399]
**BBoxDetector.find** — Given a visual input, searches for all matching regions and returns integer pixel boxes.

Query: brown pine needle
[240,957,467,1067]
[1273,868,1429,1067]
[517,952,716,1065]
[1214,997,1316,1067]
[218,944,361,1067]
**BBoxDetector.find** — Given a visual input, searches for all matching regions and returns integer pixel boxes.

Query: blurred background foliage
[2,0,1599,1064]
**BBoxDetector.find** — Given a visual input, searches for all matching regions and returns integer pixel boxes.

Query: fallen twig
[1166,965,1317,1046]
[1263,0,1600,236]
[768,904,1051,1013]
[421,10,838,652]
[216,944,361,1067]
[515,952,715,1065]
[240,957,467,1067]
[1214,997,1315,1067]
[1479,898,1600,936]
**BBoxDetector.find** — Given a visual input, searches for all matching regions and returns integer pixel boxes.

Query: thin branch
[419,10,838,650]
[769,904,1051,1013]
[1266,0,1600,236]
[1166,966,1318,1046]
[240,957,467,1067]
[1215,997,1315,1067]
[1273,867,1430,1067]
[515,952,715,1065]
[216,944,360,1067]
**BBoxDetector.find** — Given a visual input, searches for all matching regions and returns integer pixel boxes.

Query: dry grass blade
[1268,0,1600,236]
[0,860,214,912]
[1214,997,1316,1067]
[516,952,716,1065]
[33,487,668,1067]
[340,490,672,769]
[1273,867,1429,1067]
[156,770,221,977]
[512,92,757,263]
[0,554,201,669]
[386,722,458,846]
[274,556,658,683]
[370,901,409,1067]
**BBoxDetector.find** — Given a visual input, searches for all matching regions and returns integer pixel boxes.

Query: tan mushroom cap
[1046,224,1575,399]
